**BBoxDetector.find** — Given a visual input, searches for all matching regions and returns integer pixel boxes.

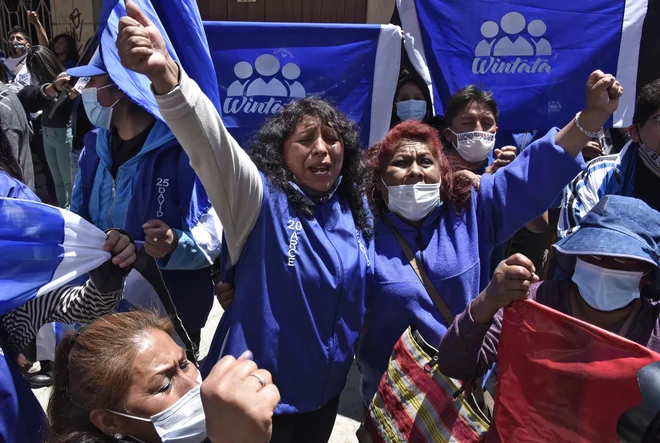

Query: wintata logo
[223,54,306,116]
[473,12,553,75]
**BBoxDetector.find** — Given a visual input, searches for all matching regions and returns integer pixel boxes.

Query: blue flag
[204,21,401,147]
[98,0,220,120]
[398,0,658,129]
[0,198,111,317]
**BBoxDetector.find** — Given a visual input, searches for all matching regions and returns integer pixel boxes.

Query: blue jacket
[356,129,585,405]
[0,172,46,442]
[71,122,221,331]
[203,174,374,414]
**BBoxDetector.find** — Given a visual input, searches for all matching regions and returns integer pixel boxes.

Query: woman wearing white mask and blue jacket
[117,4,373,441]
[356,70,624,408]
[437,195,660,386]
[391,73,435,126]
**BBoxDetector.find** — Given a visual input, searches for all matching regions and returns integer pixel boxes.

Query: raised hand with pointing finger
[117,1,180,95]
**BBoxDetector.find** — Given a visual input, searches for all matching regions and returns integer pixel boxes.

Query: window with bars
[0,0,52,55]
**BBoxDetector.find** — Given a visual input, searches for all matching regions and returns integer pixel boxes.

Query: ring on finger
[249,373,267,388]
[153,236,159,243]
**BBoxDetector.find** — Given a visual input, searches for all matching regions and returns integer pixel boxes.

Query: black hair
[250,97,372,239]
[26,45,65,85]
[0,121,24,182]
[50,33,79,63]
[444,85,499,127]
[8,26,31,44]
[633,79,660,125]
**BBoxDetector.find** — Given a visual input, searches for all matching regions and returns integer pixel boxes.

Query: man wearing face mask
[3,27,33,92]
[65,48,222,352]
[437,195,660,385]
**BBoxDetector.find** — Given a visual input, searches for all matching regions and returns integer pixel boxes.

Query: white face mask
[384,179,441,222]
[572,257,644,312]
[107,374,207,443]
[449,129,496,163]
[82,84,121,130]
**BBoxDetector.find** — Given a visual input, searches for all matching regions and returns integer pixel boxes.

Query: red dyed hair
[365,120,473,214]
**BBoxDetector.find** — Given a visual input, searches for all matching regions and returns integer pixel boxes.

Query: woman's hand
[581,70,624,131]
[202,355,280,443]
[116,1,179,95]
[470,254,539,324]
[142,219,178,258]
[485,146,517,174]
[582,140,603,161]
[104,230,136,268]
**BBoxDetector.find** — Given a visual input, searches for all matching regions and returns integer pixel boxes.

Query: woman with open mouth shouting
[117,3,373,442]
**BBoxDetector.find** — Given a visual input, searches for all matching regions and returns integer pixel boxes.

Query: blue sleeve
[478,128,585,247]
[158,228,214,270]
[70,166,83,216]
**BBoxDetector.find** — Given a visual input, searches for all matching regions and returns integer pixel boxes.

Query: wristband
[574,112,602,139]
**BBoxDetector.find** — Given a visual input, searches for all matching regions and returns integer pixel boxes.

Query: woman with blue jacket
[117,4,373,441]
[67,47,222,346]
[356,71,624,407]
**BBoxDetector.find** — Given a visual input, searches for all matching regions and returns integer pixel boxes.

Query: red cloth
[489,300,660,443]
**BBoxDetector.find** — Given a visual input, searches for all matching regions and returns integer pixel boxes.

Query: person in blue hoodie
[356,70,624,408]
[66,46,222,350]
[117,4,373,441]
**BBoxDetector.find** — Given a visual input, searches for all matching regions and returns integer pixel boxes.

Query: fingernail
[142,223,149,228]
[238,350,253,361]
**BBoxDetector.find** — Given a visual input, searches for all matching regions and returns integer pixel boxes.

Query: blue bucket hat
[553,195,660,272]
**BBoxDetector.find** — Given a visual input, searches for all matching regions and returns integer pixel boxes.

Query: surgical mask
[384,179,441,222]
[396,99,427,121]
[107,374,207,443]
[449,129,496,163]
[82,85,121,130]
[572,257,643,312]
[9,41,27,57]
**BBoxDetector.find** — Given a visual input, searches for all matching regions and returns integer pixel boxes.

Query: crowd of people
[1,2,659,442]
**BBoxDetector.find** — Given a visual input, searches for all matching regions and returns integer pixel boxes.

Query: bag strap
[382,215,454,325]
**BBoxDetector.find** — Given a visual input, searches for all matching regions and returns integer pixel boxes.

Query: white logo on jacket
[473,12,553,75]
[286,219,302,267]
[224,54,306,116]
[156,178,169,218]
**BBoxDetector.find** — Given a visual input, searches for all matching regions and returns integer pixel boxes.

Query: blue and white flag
[0,198,110,317]
[98,0,220,120]
[204,22,402,147]
[398,0,660,129]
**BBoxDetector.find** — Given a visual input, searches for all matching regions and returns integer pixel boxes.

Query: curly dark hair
[250,98,372,239]
[365,120,473,218]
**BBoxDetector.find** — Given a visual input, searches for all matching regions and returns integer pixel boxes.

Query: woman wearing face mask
[436,195,660,390]
[20,46,74,208]
[391,74,434,126]
[117,4,373,441]
[355,70,624,408]
[47,311,280,443]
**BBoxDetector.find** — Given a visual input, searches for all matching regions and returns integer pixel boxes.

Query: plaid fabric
[363,328,489,443]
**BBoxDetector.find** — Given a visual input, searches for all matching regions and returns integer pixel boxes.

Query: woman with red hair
[356,70,624,408]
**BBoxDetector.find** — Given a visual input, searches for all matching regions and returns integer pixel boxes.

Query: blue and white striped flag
[398,0,660,129]
[204,21,402,147]
[0,198,110,316]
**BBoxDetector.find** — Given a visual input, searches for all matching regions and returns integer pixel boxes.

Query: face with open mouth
[283,117,344,194]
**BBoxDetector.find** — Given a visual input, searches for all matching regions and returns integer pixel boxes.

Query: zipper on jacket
[107,178,116,227]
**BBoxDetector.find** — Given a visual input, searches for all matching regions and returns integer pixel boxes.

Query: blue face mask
[82,84,121,130]
[572,257,644,312]
[396,99,427,121]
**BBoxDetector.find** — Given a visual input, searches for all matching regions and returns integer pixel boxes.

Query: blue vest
[203,175,374,414]
[78,132,214,332]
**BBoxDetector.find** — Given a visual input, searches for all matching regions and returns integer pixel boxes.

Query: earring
[114,434,123,440]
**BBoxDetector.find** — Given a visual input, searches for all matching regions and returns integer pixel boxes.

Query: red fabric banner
[489,300,660,443]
